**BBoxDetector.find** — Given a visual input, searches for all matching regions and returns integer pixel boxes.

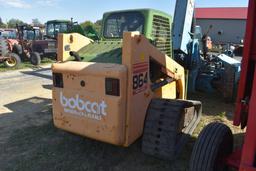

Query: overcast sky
[0,0,249,24]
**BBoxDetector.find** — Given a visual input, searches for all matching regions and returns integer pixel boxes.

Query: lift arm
[173,0,195,54]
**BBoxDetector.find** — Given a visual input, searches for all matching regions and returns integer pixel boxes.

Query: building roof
[195,7,248,20]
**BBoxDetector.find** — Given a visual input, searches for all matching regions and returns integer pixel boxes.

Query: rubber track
[142,99,201,160]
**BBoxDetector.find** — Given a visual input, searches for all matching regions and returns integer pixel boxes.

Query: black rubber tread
[0,38,7,45]
[0,39,8,46]
[0,49,8,56]
[12,44,22,55]
[30,52,41,65]
[4,53,21,68]
[142,99,199,160]
[189,122,233,171]
[0,39,9,56]
[0,45,8,49]
[0,44,9,48]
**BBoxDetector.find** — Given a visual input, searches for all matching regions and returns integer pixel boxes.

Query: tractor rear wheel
[189,122,233,171]
[0,38,9,56]
[142,99,202,160]
[4,53,21,68]
[12,44,22,55]
[30,52,41,65]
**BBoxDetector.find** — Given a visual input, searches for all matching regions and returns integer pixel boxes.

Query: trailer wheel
[4,53,21,68]
[189,122,233,171]
[30,52,41,65]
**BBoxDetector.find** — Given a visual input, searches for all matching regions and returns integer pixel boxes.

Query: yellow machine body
[52,32,185,147]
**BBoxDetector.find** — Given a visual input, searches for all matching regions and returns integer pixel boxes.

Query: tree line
[0,17,102,36]
[0,17,43,28]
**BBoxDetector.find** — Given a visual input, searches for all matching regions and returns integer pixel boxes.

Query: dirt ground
[0,68,245,171]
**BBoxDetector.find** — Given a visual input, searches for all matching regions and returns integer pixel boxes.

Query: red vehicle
[0,30,21,68]
[14,24,43,65]
[13,20,85,65]
[189,0,256,170]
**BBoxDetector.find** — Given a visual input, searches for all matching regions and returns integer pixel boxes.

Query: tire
[189,122,233,171]
[12,44,22,55]
[30,52,41,65]
[0,39,9,56]
[4,53,21,68]
[0,47,8,56]
[0,38,7,46]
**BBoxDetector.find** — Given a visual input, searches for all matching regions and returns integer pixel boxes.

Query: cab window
[104,12,144,38]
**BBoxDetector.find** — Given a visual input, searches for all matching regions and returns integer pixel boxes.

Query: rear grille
[152,15,171,57]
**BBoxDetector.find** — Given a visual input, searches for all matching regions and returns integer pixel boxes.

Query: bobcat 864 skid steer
[52,1,202,160]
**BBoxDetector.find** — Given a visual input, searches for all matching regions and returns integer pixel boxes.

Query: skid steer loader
[52,2,202,160]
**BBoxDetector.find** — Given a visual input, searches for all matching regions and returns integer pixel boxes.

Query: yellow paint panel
[122,32,185,146]
[57,33,93,62]
[52,62,128,145]
[155,82,176,99]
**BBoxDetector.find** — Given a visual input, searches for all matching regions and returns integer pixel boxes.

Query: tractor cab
[45,19,84,39]
[0,29,17,39]
[45,20,70,39]
[16,25,42,41]
[101,9,172,57]
[23,27,42,40]
[102,11,145,38]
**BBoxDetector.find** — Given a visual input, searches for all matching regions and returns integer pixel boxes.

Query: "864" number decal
[133,72,148,89]
[132,62,149,95]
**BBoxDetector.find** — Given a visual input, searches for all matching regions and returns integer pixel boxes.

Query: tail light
[105,78,120,96]
[53,73,63,88]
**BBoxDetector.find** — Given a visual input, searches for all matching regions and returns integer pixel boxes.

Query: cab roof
[103,8,171,18]
[46,20,70,24]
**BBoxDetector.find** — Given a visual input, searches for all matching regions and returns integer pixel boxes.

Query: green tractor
[45,19,99,40]
[45,19,85,39]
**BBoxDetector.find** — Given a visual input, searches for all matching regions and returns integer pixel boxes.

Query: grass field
[0,91,245,171]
